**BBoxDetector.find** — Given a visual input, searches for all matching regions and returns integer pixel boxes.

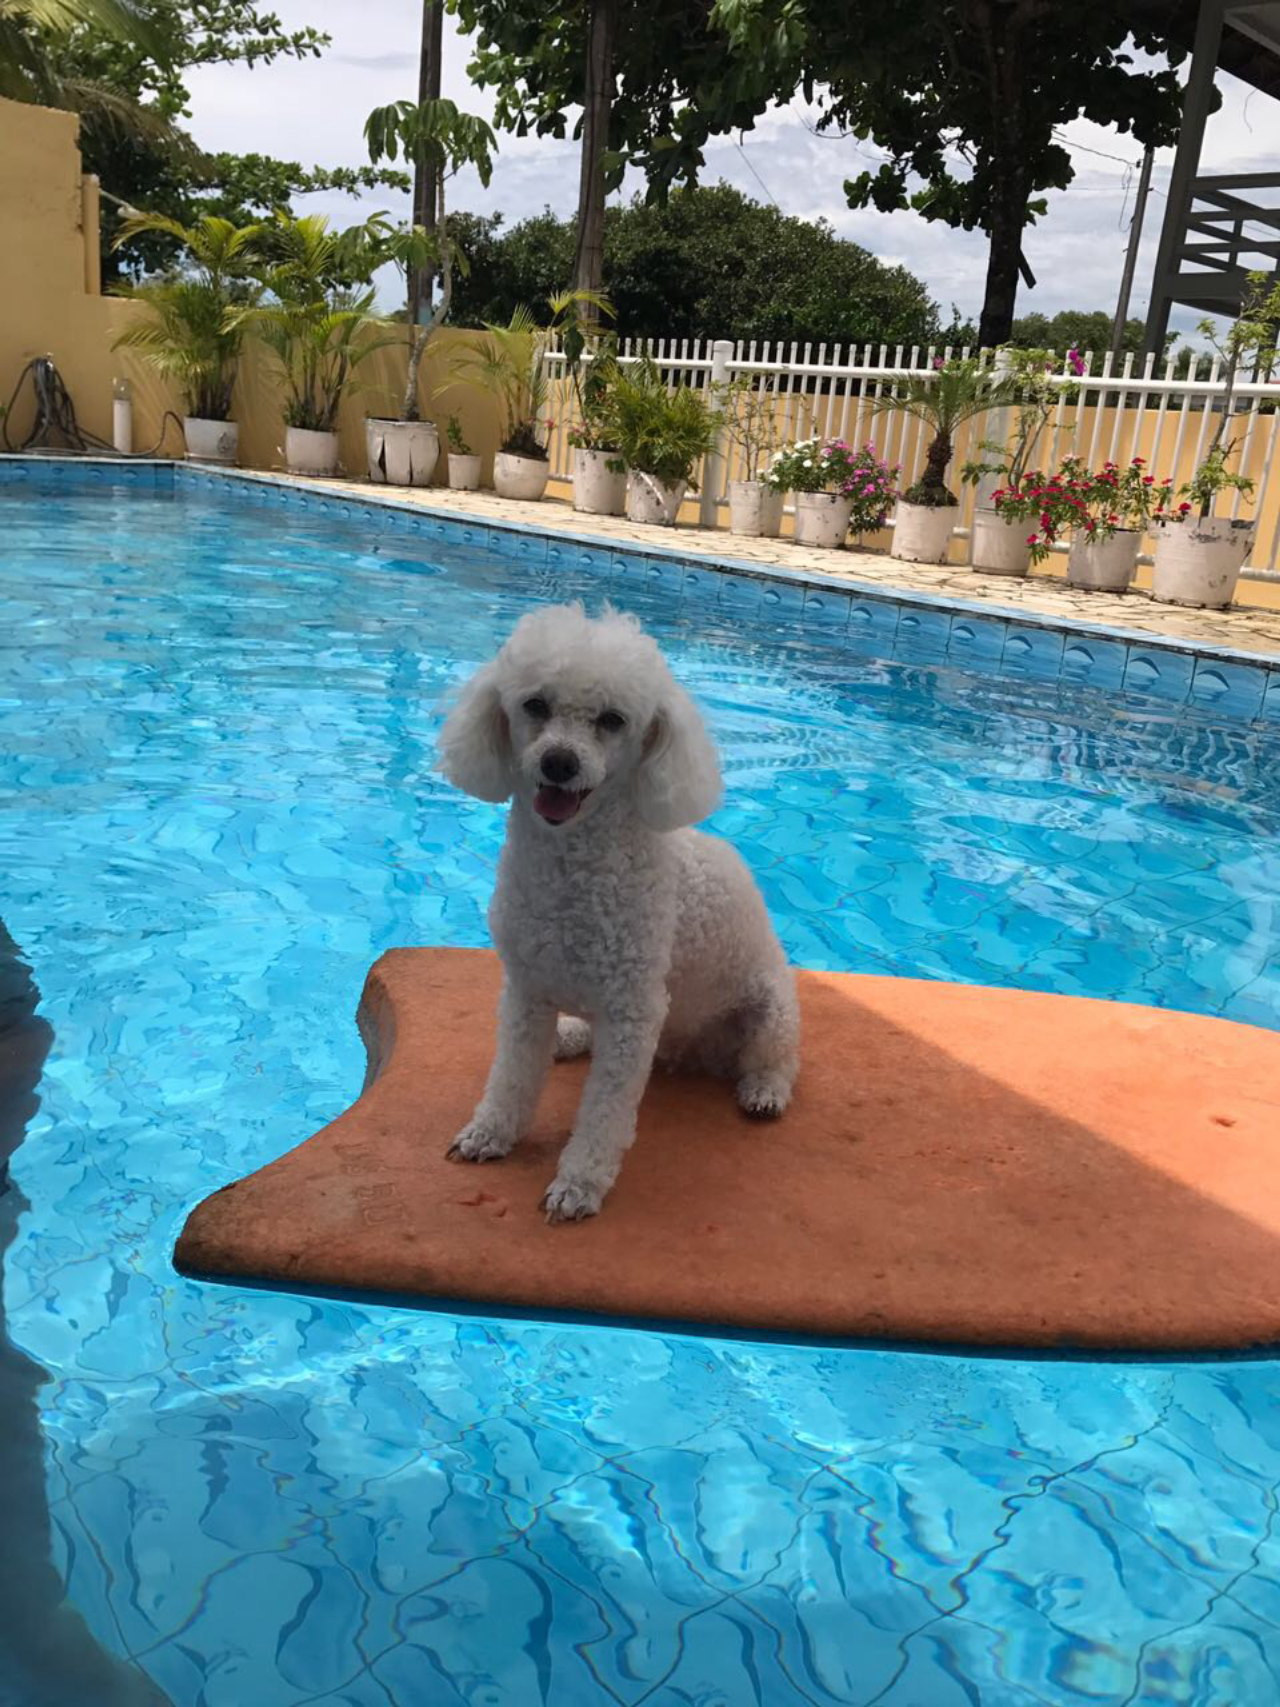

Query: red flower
[1178,502,1192,513]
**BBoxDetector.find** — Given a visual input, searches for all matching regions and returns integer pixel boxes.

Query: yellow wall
[0,94,504,476]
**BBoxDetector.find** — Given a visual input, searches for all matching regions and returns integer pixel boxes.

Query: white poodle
[438,602,799,1222]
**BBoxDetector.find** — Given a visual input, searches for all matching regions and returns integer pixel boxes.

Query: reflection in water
[0,921,169,1706]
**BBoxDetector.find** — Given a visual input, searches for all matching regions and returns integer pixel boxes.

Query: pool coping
[9,451,1280,722]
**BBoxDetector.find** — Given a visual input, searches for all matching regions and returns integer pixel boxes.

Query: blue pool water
[2,478,1280,1706]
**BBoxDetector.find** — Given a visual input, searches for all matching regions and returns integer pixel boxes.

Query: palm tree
[110,213,261,421]
[874,359,1017,506]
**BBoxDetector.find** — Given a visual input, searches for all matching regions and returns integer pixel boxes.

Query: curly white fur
[438,603,799,1222]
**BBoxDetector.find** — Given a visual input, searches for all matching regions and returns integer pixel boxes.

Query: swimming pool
[3,467,1280,1706]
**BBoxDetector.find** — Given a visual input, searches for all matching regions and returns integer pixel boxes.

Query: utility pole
[1112,143,1155,363]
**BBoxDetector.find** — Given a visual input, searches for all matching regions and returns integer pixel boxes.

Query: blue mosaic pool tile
[759,577,807,617]
[893,605,952,661]
[1123,646,1196,704]
[557,541,612,579]
[678,561,720,602]
[1059,635,1128,692]
[1189,658,1267,721]
[844,597,901,656]
[947,614,1008,666]
[486,526,547,565]
[640,553,684,593]
[718,573,763,617]
[999,624,1066,682]
[802,585,852,629]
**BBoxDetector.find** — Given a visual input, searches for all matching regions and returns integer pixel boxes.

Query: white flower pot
[793,491,854,549]
[366,418,439,487]
[626,471,687,526]
[1151,516,1255,609]
[572,447,626,515]
[1066,528,1141,593]
[728,479,784,537]
[891,500,955,564]
[285,426,340,477]
[183,417,238,465]
[970,509,1032,577]
[494,450,550,501]
[448,452,481,491]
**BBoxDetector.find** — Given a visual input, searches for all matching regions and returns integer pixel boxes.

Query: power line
[735,138,781,208]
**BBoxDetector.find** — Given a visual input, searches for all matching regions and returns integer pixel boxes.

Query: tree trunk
[977,179,1027,349]
[920,428,953,493]
[403,171,454,420]
[571,0,616,311]
[405,0,443,418]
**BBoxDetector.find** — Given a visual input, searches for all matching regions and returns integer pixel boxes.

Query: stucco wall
[0,94,502,477]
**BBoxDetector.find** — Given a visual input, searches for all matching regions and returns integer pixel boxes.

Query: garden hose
[1,356,183,458]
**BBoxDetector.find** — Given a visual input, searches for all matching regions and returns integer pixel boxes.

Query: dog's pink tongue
[534,785,584,824]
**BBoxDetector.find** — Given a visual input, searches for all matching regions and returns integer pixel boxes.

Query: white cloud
[181,5,1277,342]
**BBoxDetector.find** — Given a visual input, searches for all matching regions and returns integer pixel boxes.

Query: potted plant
[610,356,721,525]
[1054,455,1164,592]
[716,374,784,536]
[563,311,626,515]
[765,438,897,549]
[1151,272,1280,608]
[111,212,261,464]
[362,99,496,486]
[962,347,1077,576]
[873,357,1015,564]
[444,413,481,489]
[236,213,394,476]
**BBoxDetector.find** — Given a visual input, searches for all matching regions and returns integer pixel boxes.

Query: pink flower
[933,356,944,370]
[1026,534,1039,545]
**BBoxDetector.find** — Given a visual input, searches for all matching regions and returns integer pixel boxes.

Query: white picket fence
[542,337,1280,579]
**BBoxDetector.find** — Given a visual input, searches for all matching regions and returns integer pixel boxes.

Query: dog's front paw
[447,1119,517,1164]
[736,1071,792,1119]
[542,1173,605,1223]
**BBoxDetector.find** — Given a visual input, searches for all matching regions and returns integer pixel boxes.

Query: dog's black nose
[540,747,579,785]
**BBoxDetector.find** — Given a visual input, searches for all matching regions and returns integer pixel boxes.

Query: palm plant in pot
[961,348,1077,577]
[362,98,496,486]
[563,305,626,515]
[453,288,611,500]
[1152,272,1280,609]
[611,357,721,526]
[716,375,784,536]
[234,213,394,476]
[111,212,261,464]
[873,357,1015,564]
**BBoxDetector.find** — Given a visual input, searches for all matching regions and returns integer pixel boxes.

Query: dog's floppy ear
[635,680,722,830]
[439,661,513,802]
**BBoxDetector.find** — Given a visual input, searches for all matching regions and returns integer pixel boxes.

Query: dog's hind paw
[736,1071,792,1119]
[447,1119,517,1163]
[542,1173,605,1223]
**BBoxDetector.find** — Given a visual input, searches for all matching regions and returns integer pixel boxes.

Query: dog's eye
[522,696,551,720]
[596,710,626,733]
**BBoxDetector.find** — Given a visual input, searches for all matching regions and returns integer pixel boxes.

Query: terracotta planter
[366,418,439,487]
[970,509,1032,577]
[626,471,687,526]
[572,447,626,515]
[494,450,550,501]
[728,480,784,537]
[285,426,339,477]
[891,500,955,564]
[1151,515,1255,609]
[793,491,854,549]
[183,416,238,465]
[447,453,481,491]
[1066,528,1141,593]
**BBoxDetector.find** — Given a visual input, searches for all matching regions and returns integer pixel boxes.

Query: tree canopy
[448,185,944,348]
[451,0,1199,345]
[32,0,408,281]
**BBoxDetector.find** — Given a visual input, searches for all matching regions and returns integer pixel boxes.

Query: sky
[183,2,1278,347]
